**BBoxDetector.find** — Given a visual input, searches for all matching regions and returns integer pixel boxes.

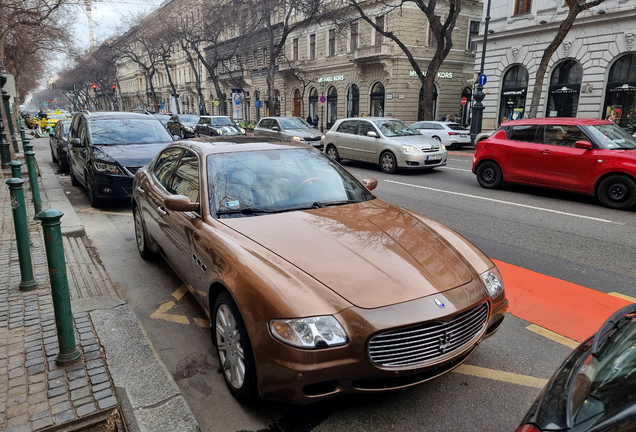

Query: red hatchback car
[472,118,636,209]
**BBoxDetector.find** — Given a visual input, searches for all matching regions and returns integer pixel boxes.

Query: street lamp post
[320,82,325,133]
[469,0,492,145]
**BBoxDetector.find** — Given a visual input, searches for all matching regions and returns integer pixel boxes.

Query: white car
[411,121,471,149]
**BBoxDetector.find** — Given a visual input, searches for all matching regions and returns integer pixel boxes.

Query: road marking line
[450,158,472,162]
[385,179,622,224]
[453,364,547,389]
[194,318,210,328]
[525,324,579,349]
[448,151,474,157]
[172,285,189,300]
[438,166,472,172]
[609,292,636,303]
[150,301,190,325]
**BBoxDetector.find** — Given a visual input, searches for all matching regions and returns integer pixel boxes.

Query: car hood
[390,135,440,149]
[215,125,242,135]
[284,128,322,139]
[92,143,170,166]
[182,122,199,128]
[221,199,474,309]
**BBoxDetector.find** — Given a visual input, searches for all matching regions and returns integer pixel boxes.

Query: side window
[422,122,434,129]
[434,124,445,130]
[69,117,80,139]
[337,121,357,134]
[260,119,271,129]
[358,122,377,136]
[272,120,281,130]
[78,120,88,146]
[544,125,587,147]
[153,148,182,190]
[509,125,539,143]
[168,150,199,204]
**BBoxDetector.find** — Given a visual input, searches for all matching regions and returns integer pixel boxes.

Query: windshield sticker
[225,200,240,208]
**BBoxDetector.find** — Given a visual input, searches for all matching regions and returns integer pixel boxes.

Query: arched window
[547,60,582,117]
[499,65,529,121]
[293,89,301,117]
[418,85,438,121]
[347,84,360,117]
[604,54,636,127]
[370,82,385,117]
[309,88,318,119]
[327,86,338,128]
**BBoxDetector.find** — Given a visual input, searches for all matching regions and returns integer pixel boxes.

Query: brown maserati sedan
[131,139,508,404]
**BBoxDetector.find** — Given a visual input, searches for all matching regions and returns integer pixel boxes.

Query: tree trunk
[194,49,226,116]
[181,45,206,115]
[162,58,180,114]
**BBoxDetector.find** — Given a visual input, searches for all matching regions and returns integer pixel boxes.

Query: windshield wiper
[314,199,365,207]
[591,303,636,357]
[217,207,280,215]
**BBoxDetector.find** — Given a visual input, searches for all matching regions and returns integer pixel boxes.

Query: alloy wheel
[134,208,145,253]
[327,147,337,159]
[215,304,245,389]
[381,153,395,173]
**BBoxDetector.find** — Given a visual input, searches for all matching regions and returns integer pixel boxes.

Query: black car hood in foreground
[520,308,636,432]
[92,143,170,167]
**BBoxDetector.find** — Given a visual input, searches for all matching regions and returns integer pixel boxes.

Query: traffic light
[111,84,116,92]
[92,83,97,90]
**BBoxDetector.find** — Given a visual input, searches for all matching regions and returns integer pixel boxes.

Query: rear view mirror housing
[367,131,378,138]
[272,126,280,132]
[71,138,82,148]
[164,195,200,212]
[362,177,378,191]
[574,140,592,150]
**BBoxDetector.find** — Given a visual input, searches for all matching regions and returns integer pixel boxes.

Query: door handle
[157,206,167,216]
[539,149,551,155]
[137,186,145,193]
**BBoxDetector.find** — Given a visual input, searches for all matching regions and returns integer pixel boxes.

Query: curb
[31,139,86,236]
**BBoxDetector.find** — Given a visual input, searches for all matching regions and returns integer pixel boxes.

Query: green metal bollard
[9,160,22,178]
[18,117,27,152]
[23,141,42,216]
[5,178,38,291]
[2,89,19,154]
[36,209,81,365]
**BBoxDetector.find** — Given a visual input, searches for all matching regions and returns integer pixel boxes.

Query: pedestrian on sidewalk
[313,114,319,129]
[306,114,313,126]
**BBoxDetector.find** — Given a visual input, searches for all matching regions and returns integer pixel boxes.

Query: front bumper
[301,140,324,151]
[397,149,448,169]
[92,172,134,199]
[249,279,508,404]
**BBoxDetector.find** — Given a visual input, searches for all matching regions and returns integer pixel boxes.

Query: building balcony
[354,44,393,62]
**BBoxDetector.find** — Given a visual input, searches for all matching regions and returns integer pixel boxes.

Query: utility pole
[85,0,97,51]
[469,0,492,145]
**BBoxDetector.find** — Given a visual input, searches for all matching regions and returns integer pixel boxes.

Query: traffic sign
[319,95,326,104]
[214,100,220,107]
[255,100,263,108]
[478,74,487,86]
[160,101,165,109]
[461,97,467,106]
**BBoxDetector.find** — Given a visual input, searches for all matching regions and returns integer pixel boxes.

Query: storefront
[547,60,582,118]
[327,86,338,128]
[308,88,318,119]
[499,65,528,121]
[347,83,359,117]
[603,53,636,128]
[370,82,385,117]
[293,89,301,117]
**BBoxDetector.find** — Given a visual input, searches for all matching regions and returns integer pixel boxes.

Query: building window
[375,16,384,46]
[428,26,437,48]
[309,87,318,118]
[327,86,338,128]
[604,53,636,127]
[309,34,316,59]
[262,47,268,65]
[370,82,385,116]
[468,21,479,51]
[328,29,336,56]
[514,0,532,15]
[499,65,529,121]
[350,22,359,52]
[293,38,299,60]
[547,60,582,118]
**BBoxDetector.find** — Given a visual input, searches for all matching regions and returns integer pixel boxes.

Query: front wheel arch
[594,172,636,196]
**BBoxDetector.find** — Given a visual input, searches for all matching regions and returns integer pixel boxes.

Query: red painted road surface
[494,259,632,342]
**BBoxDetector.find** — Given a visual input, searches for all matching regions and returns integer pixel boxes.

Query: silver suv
[254,117,324,150]
[325,118,448,173]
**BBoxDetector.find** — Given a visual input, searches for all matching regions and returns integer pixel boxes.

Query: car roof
[81,112,158,120]
[200,115,230,118]
[502,118,613,126]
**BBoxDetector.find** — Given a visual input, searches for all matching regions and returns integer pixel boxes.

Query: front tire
[380,151,398,174]
[133,206,152,259]
[213,292,258,402]
[597,175,636,210]
[326,144,340,162]
[87,178,103,208]
[180,129,185,139]
[70,164,80,186]
[476,161,503,189]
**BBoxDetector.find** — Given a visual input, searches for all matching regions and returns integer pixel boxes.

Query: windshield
[373,120,420,137]
[207,148,374,217]
[569,318,636,426]
[279,117,312,130]
[179,115,200,123]
[88,119,173,145]
[210,117,234,127]
[48,114,66,120]
[584,124,636,150]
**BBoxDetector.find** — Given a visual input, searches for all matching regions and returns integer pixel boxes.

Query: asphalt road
[35,139,636,432]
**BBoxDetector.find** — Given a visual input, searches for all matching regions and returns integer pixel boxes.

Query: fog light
[103,187,112,194]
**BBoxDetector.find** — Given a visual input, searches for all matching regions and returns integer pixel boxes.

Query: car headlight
[270,316,348,349]
[399,145,420,154]
[184,126,194,132]
[441,144,446,150]
[216,129,223,135]
[321,135,325,140]
[480,267,503,297]
[292,136,302,141]
[240,127,245,134]
[93,162,121,174]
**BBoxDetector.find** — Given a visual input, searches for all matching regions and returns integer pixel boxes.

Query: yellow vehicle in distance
[41,114,66,129]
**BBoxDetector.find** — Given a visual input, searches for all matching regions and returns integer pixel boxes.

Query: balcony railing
[354,44,393,61]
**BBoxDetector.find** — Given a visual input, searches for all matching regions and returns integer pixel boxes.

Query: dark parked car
[195,116,245,137]
[153,113,172,128]
[167,114,200,138]
[49,119,72,171]
[67,111,174,207]
[516,304,636,432]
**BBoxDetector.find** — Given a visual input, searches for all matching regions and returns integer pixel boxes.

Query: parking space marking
[194,318,210,328]
[384,179,622,224]
[453,364,548,389]
[609,292,636,303]
[172,284,189,300]
[150,301,190,325]
[525,324,579,349]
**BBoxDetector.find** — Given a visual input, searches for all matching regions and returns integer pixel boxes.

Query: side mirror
[71,138,82,148]
[164,195,200,212]
[574,140,592,150]
[362,177,378,191]
[272,126,280,132]
[50,132,56,138]
[492,130,507,140]
[367,131,378,138]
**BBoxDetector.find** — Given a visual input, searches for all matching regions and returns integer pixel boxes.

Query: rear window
[509,125,539,143]
[447,124,468,131]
